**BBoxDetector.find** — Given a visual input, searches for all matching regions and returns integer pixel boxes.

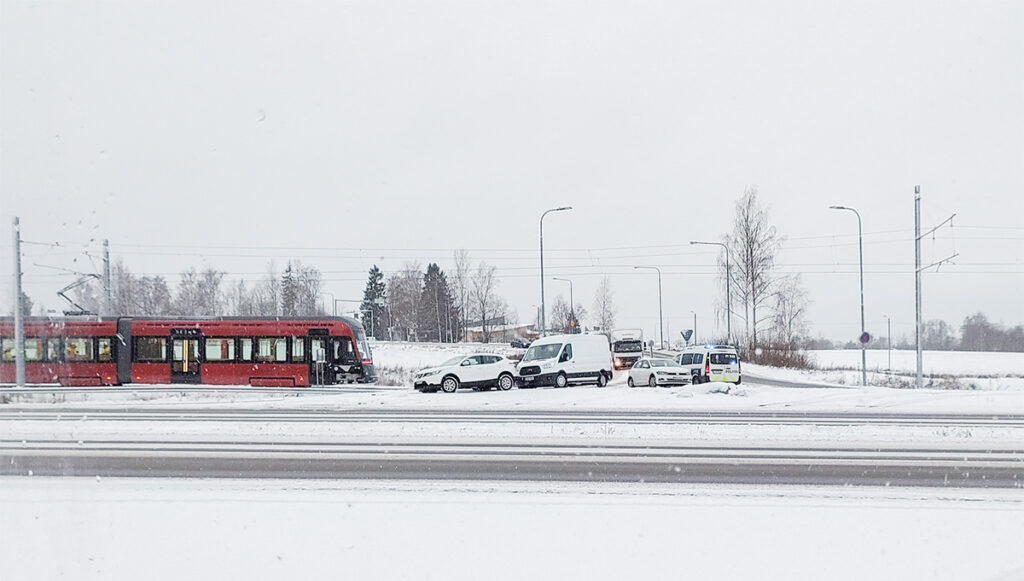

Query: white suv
[413,354,518,393]
[674,345,741,385]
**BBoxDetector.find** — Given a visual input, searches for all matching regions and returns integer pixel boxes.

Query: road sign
[859,332,871,344]
[681,330,693,341]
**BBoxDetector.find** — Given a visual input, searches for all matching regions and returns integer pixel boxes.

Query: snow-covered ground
[756,349,1024,391]
[1,477,1022,581]
[808,349,1024,376]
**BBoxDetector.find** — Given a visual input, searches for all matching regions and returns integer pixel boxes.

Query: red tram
[0,316,377,387]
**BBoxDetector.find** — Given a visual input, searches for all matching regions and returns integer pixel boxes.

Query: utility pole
[915,188,922,388]
[914,186,957,389]
[12,217,25,386]
[102,239,112,315]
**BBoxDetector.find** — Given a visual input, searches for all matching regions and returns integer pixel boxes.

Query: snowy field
[1,477,1022,581]
[809,349,1024,376]
[752,349,1024,391]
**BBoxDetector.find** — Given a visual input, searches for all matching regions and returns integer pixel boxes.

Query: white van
[516,334,613,388]
[674,345,741,384]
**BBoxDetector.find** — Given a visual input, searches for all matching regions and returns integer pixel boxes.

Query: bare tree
[451,249,471,341]
[387,262,423,341]
[468,261,503,342]
[769,275,810,350]
[727,186,782,350]
[172,267,224,316]
[292,261,324,316]
[591,276,616,334]
[548,295,584,333]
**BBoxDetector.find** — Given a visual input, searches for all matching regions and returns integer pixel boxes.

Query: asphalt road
[4,439,1021,488]
[2,407,1024,427]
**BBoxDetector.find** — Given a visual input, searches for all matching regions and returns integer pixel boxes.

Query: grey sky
[2,0,1022,343]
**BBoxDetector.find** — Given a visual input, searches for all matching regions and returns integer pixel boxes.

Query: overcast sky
[2,0,1022,343]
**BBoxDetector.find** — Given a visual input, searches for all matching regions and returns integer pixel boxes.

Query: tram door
[309,329,329,386]
[171,330,202,384]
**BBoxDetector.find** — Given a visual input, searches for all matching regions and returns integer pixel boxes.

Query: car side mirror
[461,360,472,366]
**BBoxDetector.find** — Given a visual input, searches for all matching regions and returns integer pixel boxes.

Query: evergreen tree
[361,265,388,339]
[281,262,297,316]
[20,292,34,317]
[418,263,458,342]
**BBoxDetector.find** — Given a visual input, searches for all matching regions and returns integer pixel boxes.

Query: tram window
[333,337,356,363]
[23,339,43,362]
[2,338,13,361]
[205,338,235,362]
[66,338,94,362]
[311,338,327,363]
[291,337,305,363]
[240,338,253,362]
[46,338,62,362]
[135,337,167,362]
[97,338,113,362]
[256,338,288,363]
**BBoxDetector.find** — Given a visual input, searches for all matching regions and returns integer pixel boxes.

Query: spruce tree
[281,262,297,316]
[360,265,388,339]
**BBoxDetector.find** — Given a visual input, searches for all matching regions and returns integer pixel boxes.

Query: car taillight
[361,360,372,365]
[705,360,710,375]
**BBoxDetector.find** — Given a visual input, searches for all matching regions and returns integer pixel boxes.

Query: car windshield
[651,359,677,367]
[522,343,562,362]
[440,356,465,367]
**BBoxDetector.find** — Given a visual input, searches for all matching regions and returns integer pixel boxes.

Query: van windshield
[710,353,738,365]
[522,343,562,362]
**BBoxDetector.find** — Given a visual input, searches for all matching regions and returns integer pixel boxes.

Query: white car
[627,357,690,387]
[413,354,518,393]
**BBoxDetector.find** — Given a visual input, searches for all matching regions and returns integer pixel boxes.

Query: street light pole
[690,241,731,345]
[830,205,867,387]
[692,310,697,345]
[634,266,663,349]
[540,206,572,337]
[552,277,574,333]
[884,315,892,371]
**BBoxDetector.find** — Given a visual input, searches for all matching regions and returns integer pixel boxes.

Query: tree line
[803,313,1024,353]
[69,260,326,318]
[360,253,515,343]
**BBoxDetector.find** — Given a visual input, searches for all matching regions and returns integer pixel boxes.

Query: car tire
[497,373,514,391]
[627,376,635,388]
[648,375,657,388]
[596,373,607,388]
[555,373,568,388]
[441,375,460,393]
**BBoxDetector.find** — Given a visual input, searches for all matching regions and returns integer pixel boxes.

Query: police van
[516,334,614,388]
[674,344,741,384]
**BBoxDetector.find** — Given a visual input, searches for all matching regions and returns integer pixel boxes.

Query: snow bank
[2,477,1021,581]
